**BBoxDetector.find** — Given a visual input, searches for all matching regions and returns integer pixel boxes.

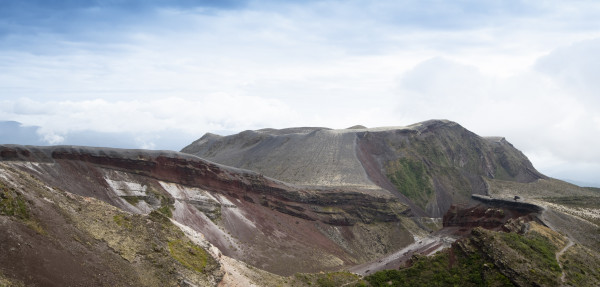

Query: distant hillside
[182,120,545,217]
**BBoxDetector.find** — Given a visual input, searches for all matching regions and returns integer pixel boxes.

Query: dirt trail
[340,280,360,287]
[556,238,574,284]
[540,208,574,286]
[348,235,456,275]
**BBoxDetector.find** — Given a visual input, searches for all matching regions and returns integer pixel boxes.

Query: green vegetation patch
[0,181,46,235]
[168,239,209,273]
[113,214,133,229]
[366,226,566,287]
[0,271,25,287]
[365,249,513,287]
[387,158,434,209]
[561,244,600,286]
[145,185,174,218]
[316,272,366,287]
[156,205,173,218]
[149,209,171,225]
[294,272,367,287]
[500,232,561,275]
[121,196,141,206]
[0,183,29,220]
[412,137,450,166]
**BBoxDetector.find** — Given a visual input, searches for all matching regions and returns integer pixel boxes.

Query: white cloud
[0,95,298,138]
[37,130,65,145]
[135,136,157,150]
[535,38,600,106]
[392,45,600,184]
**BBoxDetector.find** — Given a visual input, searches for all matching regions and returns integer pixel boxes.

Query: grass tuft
[387,158,433,209]
[0,184,30,220]
[168,240,208,273]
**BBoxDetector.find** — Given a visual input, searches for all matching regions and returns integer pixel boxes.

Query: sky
[1,0,599,187]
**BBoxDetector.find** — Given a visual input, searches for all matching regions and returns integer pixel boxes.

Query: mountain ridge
[182,119,545,217]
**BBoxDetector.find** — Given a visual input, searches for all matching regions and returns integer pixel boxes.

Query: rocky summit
[1,120,599,286]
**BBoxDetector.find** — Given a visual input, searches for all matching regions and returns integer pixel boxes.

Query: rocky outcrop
[471,194,544,213]
[441,194,544,234]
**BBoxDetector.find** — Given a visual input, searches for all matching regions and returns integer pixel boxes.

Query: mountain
[182,120,544,217]
[1,120,599,286]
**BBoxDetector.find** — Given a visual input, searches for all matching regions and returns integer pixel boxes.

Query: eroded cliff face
[442,196,544,236]
[0,162,223,286]
[0,144,420,277]
[182,120,545,217]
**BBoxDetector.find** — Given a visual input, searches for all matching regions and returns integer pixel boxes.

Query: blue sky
[1,0,600,186]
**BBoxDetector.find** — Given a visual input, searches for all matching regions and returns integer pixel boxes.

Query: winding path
[556,238,574,285]
[538,206,575,286]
